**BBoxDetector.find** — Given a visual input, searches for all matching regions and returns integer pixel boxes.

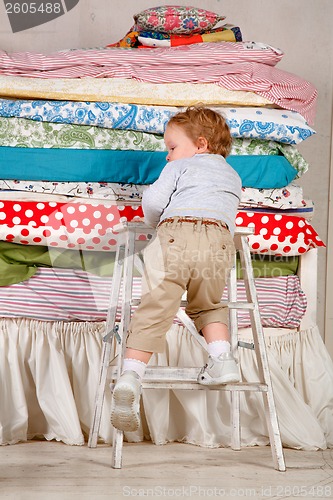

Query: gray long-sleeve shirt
[142,153,242,235]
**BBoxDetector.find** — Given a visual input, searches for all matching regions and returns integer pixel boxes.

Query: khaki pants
[126,218,236,353]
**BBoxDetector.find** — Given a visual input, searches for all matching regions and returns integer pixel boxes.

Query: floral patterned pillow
[133,5,225,34]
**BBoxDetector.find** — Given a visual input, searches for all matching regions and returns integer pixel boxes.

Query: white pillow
[218,107,315,145]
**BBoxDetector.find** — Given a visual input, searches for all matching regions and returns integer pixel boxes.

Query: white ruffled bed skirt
[0,318,332,450]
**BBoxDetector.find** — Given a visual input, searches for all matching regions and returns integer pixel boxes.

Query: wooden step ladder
[88,221,286,472]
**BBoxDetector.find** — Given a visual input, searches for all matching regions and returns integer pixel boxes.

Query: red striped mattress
[0,268,307,329]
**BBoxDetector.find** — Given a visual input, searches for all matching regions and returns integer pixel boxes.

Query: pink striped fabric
[0,42,317,123]
[0,42,283,73]
[0,268,307,329]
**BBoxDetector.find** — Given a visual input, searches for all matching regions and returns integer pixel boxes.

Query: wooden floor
[1,441,333,499]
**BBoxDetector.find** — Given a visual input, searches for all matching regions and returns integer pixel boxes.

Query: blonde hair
[167,105,232,157]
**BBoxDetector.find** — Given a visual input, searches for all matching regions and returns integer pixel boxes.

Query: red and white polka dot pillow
[236,211,325,255]
[0,199,325,255]
[0,200,146,251]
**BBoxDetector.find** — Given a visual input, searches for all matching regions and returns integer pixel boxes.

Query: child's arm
[142,163,178,227]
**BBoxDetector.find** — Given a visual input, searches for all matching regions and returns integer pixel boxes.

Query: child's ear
[197,136,208,153]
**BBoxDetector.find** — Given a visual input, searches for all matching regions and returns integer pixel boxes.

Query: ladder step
[131,299,190,307]
[109,367,267,392]
[141,382,267,391]
[130,299,255,310]
[227,302,255,310]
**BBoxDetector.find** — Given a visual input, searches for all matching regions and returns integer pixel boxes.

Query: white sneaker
[110,370,142,432]
[198,352,240,385]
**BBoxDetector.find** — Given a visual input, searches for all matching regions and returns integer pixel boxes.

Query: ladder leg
[230,391,241,450]
[88,341,113,448]
[88,242,125,448]
[238,234,286,472]
[112,429,124,469]
[111,228,136,469]
[229,249,241,450]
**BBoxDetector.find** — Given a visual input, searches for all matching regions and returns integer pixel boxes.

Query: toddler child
[111,106,242,432]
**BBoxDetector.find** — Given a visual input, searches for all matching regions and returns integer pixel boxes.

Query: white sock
[207,340,231,358]
[122,358,147,379]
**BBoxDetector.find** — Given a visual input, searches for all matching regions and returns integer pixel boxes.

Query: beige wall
[0,0,332,344]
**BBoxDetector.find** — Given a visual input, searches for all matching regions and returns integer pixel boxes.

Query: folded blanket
[0,269,307,329]
[0,240,299,287]
[0,147,298,187]
[0,99,315,144]
[137,24,243,47]
[0,42,283,75]
[0,180,308,210]
[0,75,274,107]
[0,65,317,124]
[0,117,309,175]
[110,24,242,48]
